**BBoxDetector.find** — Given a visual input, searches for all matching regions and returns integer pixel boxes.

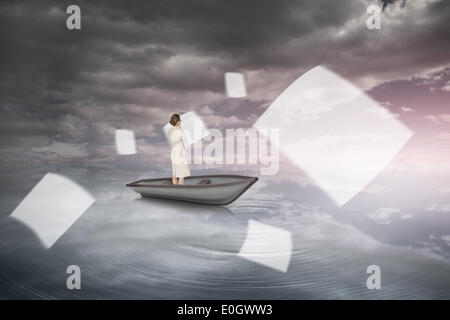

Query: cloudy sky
[0,1,449,187]
[1,0,449,153]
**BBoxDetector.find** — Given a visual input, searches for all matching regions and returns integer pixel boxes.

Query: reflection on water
[1,196,450,299]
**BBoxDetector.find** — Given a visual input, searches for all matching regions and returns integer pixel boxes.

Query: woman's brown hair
[170,114,180,126]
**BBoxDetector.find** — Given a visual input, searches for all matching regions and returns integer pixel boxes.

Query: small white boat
[126,175,258,205]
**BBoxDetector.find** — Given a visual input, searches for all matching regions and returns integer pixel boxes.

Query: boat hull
[126,175,258,205]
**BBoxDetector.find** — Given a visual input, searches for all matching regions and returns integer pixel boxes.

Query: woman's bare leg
[172,177,178,184]
[179,177,184,185]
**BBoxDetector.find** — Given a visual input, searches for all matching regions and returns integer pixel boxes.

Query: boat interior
[130,175,255,186]
[162,179,211,185]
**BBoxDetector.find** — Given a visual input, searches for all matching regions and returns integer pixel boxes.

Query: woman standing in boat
[168,114,190,185]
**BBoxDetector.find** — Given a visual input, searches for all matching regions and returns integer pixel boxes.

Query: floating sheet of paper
[253,66,413,207]
[238,220,292,272]
[163,111,210,145]
[225,72,247,98]
[115,129,137,155]
[10,173,95,249]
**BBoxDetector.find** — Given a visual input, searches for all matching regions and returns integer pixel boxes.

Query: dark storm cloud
[0,0,359,100]
[0,0,449,161]
[1,0,448,96]
[379,0,409,11]
[379,0,399,11]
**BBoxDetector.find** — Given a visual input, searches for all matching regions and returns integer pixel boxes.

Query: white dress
[168,126,190,178]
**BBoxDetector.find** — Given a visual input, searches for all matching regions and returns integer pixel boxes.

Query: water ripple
[1,197,450,299]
